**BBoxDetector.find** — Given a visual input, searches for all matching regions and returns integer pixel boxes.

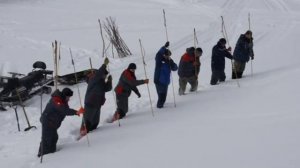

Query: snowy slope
[1,0,300,168]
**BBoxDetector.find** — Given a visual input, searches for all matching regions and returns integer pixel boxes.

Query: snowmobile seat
[33,61,46,70]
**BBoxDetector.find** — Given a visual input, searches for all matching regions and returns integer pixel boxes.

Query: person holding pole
[110,63,149,122]
[80,57,112,135]
[154,42,178,108]
[38,88,85,157]
[210,38,233,85]
[178,47,202,95]
[232,30,254,79]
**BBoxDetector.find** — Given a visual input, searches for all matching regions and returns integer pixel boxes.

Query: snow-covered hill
[1,0,300,168]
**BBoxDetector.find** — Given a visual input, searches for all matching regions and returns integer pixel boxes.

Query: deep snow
[0,0,300,168]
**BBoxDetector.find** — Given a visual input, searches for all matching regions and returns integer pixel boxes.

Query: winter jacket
[178,49,200,78]
[154,46,178,85]
[154,46,167,84]
[159,59,178,85]
[40,90,77,129]
[233,34,254,63]
[211,42,233,71]
[115,69,145,97]
[84,64,112,108]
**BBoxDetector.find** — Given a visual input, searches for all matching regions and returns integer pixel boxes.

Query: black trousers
[210,70,226,85]
[83,105,101,132]
[155,84,168,108]
[116,94,128,119]
[38,124,58,157]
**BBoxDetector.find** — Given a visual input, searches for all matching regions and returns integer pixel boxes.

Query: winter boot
[80,125,87,137]
[110,112,120,123]
[232,71,236,79]
[237,72,243,78]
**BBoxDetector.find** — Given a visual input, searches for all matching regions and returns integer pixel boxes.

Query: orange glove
[76,107,85,115]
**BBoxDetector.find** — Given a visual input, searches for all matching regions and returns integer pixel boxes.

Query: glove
[164,41,170,48]
[136,92,141,98]
[227,47,232,52]
[144,79,149,84]
[104,57,109,65]
[107,75,112,82]
[193,61,200,66]
[76,107,85,116]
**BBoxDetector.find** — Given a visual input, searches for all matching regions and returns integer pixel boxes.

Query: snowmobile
[57,68,97,85]
[0,61,53,111]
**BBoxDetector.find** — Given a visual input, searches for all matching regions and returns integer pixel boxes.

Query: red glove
[76,107,85,116]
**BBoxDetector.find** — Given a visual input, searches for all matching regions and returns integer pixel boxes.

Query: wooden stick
[69,48,90,146]
[221,16,240,87]
[139,39,154,117]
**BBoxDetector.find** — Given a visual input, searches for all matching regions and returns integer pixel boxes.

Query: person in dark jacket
[178,47,202,95]
[210,38,233,85]
[154,42,178,108]
[38,88,84,157]
[81,57,112,134]
[232,30,254,79]
[110,63,148,122]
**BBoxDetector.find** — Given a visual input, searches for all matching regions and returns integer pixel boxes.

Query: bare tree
[103,17,132,58]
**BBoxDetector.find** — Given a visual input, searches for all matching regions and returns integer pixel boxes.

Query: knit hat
[127,63,137,70]
[245,30,252,36]
[62,88,73,98]
[196,47,203,53]
[165,49,172,56]
[219,38,226,44]
[187,47,195,55]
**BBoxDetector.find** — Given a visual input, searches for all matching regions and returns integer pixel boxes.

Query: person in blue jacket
[154,42,178,108]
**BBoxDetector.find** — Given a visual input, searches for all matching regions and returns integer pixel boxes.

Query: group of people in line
[37,30,254,157]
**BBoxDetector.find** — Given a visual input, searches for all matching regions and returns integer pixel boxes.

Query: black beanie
[196,47,203,53]
[219,38,226,44]
[62,88,73,98]
[245,30,252,35]
[128,63,137,70]
[165,49,172,56]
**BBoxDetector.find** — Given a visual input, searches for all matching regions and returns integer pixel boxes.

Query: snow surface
[1,0,300,167]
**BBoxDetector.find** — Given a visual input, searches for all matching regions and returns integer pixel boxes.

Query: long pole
[221,16,240,87]
[248,13,253,77]
[13,106,20,132]
[139,39,154,117]
[193,28,199,77]
[54,41,58,90]
[163,9,169,41]
[15,89,36,131]
[98,19,106,58]
[163,9,176,107]
[57,42,61,76]
[52,42,57,90]
[89,57,93,71]
[69,48,90,146]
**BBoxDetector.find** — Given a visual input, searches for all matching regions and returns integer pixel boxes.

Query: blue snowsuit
[154,46,178,108]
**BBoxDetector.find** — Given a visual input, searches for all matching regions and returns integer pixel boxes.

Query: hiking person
[232,30,254,79]
[178,47,202,95]
[110,63,148,122]
[80,57,112,135]
[38,88,84,157]
[154,42,178,108]
[210,38,233,85]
